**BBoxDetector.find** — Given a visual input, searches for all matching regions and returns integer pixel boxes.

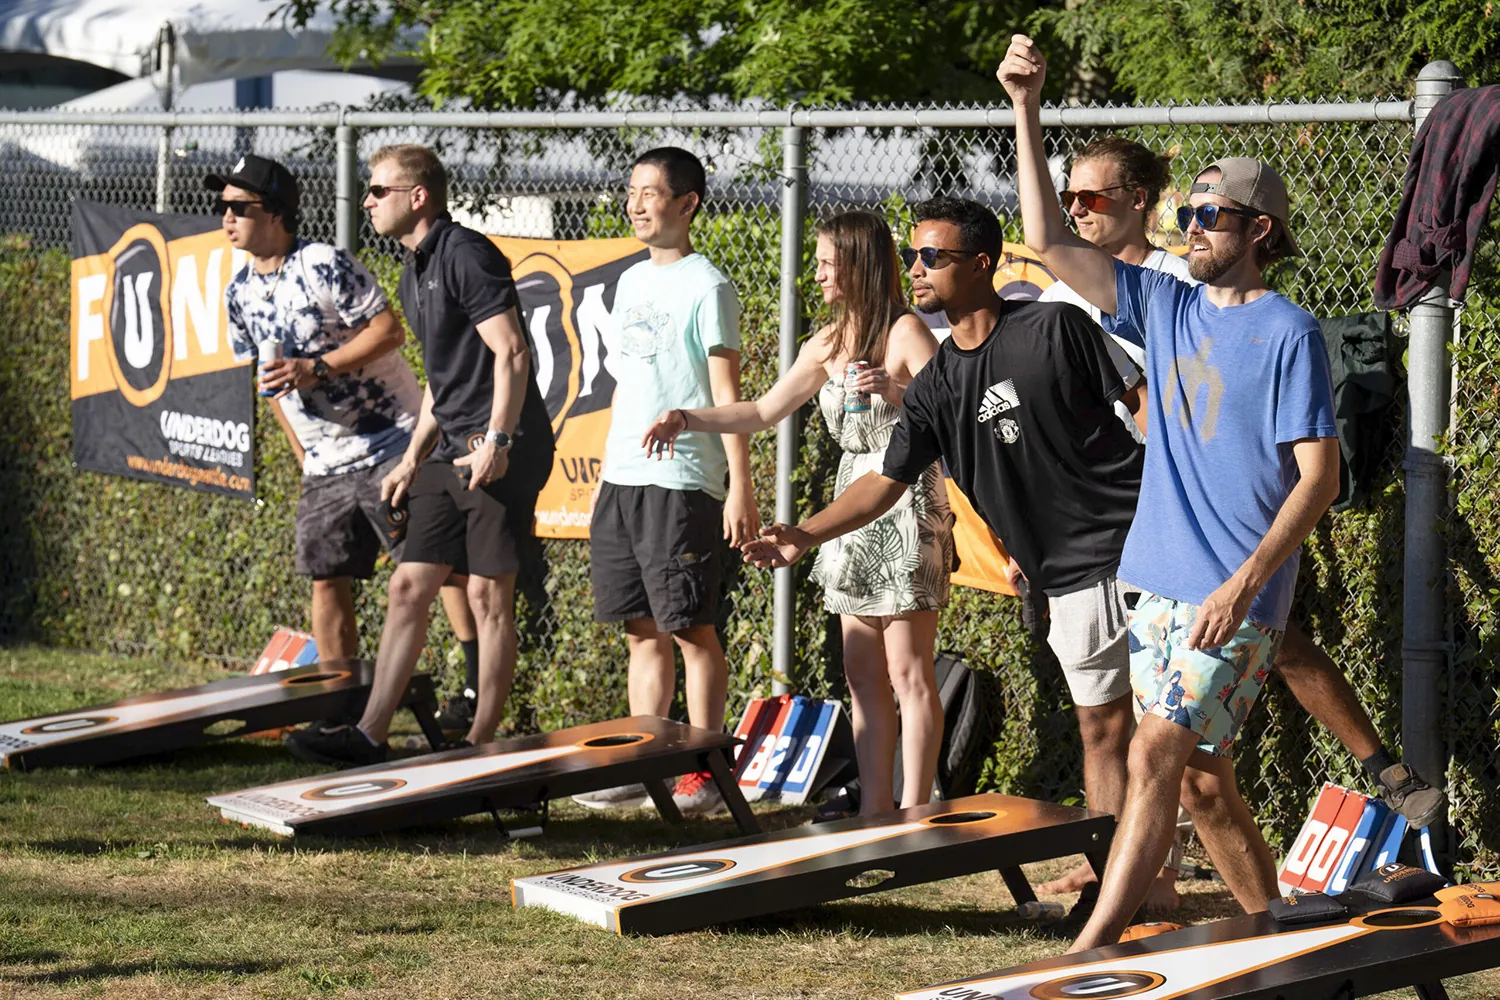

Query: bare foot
[1144,872,1181,916]
[1037,859,1097,895]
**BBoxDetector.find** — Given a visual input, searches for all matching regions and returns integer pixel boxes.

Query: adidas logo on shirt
[977,379,1021,423]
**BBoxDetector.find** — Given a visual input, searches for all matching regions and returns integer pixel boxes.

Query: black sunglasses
[215,199,262,218]
[900,246,976,270]
[1061,185,1129,212]
[366,184,417,199]
[1177,204,1260,232]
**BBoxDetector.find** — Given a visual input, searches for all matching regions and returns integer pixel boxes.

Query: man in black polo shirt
[288,143,554,765]
[744,197,1144,892]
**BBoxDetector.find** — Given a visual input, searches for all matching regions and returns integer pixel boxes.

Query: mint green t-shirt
[602,253,742,500]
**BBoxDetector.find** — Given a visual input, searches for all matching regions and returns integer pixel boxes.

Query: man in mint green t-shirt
[575,147,760,818]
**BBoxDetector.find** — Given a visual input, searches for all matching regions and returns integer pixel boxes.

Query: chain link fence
[2,90,1497,878]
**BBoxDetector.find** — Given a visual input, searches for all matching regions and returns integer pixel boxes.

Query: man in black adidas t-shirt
[744,196,1144,864]
[289,144,554,766]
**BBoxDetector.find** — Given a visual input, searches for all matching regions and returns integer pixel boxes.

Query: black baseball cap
[204,154,300,214]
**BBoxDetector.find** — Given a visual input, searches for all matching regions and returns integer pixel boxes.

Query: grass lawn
[0,644,1495,1000]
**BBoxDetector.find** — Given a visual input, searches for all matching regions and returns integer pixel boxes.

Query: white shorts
[1045,575,1137,708]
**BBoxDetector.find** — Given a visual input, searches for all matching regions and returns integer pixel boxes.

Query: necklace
[258,256,287,301]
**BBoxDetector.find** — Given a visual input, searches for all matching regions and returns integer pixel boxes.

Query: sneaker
[672,771,725,817]
[286,721,389,768]
[1378,763,1448,829]
[435,691,477,734]
[572,783,651,810]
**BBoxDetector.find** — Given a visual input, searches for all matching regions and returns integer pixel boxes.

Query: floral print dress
[810,373,954,616]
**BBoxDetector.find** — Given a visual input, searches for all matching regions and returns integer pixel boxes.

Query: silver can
[843,361,871,412]
[257,339,283,397]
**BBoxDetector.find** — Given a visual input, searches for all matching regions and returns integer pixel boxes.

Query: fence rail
[3,73,1497,879]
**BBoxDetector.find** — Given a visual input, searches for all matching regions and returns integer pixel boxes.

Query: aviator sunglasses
[1060,185,1129,212]
[900,246,976,269]
[1177,203,1260,232]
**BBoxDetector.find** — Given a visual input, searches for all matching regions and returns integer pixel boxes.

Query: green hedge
[3,213,1497,879]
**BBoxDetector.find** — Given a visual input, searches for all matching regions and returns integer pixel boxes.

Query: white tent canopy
[0,0,419,88]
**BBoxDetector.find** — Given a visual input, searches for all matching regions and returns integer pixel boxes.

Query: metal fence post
[335,121,359,254]
[771,123,807,696]
[152,25,175,214]
[1402,60,1462,803]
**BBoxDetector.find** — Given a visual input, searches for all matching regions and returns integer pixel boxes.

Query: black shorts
[590,483,723,633]
[295,456,405,580]
[403,461,537,578]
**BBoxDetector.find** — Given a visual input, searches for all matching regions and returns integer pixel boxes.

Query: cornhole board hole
[510,793,1113,935]
[0,661,443,770]
[896,897,1500,1000]
[207,715,759,838]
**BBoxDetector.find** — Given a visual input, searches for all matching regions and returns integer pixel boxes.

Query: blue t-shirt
[602,254,742,500]
[1100,259,1336,629]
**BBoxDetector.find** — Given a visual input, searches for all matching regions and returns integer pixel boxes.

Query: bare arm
[708,347,762,546]
[741,472,909,568]
[997,34,1118,315]
[382,384,438,506]
[1187,437,1341,649]
[876,314,940,405]
[643,330,831,452]
[453,307,531,491]
[261,309,407,394]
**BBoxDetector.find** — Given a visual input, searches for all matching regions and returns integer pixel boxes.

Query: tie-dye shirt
[227,240,421,477]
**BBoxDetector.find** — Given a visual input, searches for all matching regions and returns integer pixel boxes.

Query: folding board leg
[644,779,684,825]
[402,674,448,751]
[1414,983,1451,1000]
[1084,849,1109,883]
[998,866,1037,907]
[704,747,761,835]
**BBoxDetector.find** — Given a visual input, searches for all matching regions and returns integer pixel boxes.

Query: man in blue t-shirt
[1003,37,1341,951]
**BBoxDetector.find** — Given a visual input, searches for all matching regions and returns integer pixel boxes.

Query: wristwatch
[484,429,513,451]
[311,357,331,381]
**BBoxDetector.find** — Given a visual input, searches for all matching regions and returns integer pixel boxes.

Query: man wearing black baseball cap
[211,154,480,732]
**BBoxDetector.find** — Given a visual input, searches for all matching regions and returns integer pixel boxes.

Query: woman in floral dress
[641,210,953,817]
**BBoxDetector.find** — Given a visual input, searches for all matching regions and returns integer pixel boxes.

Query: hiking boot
[1378,763,1448,829]
[435,691,477,734]
[572,783,651,810]
[672,771,725,817]
[285,721,388,768]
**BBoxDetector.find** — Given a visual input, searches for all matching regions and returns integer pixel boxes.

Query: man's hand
[723,482,762,548]
[641,409,688,460]
[1003,554,1026,591]
[260,356,322,397]
[741,523,812,569]
[996,33,1047,106]
[380,457,418,507]
[454,441,509,491]
[1187,575,1257,650]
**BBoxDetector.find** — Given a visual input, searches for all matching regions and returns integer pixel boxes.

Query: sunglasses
[900,246,976,270]
[1060,185,1129,212]
[215,199,262,218]
[1177,203,1260,232]
[366,184,417,199]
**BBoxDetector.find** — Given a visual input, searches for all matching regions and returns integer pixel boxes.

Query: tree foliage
[1036,0,1499,102]
[287,0,1054,108]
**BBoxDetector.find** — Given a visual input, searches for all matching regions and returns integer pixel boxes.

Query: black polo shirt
[398,216,553,491]
[882,300,1143,596]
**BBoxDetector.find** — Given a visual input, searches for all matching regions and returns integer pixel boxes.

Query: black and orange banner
[70,202,253,499]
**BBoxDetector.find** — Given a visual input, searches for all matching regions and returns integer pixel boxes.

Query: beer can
[843,361,871,413]
[257,339,283,397]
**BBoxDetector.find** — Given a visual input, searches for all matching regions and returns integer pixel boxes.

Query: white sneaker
[572,783,650,810]
[671,771,725,817]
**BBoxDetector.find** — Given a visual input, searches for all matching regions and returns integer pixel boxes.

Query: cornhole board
[896,897,1500,1000]
[511,793,1113,935]
[208,715,758,838]
[0,661,443,770]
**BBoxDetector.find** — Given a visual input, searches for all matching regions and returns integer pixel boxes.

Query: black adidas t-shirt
[883,300,1143,596]
[398,217,553,489]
